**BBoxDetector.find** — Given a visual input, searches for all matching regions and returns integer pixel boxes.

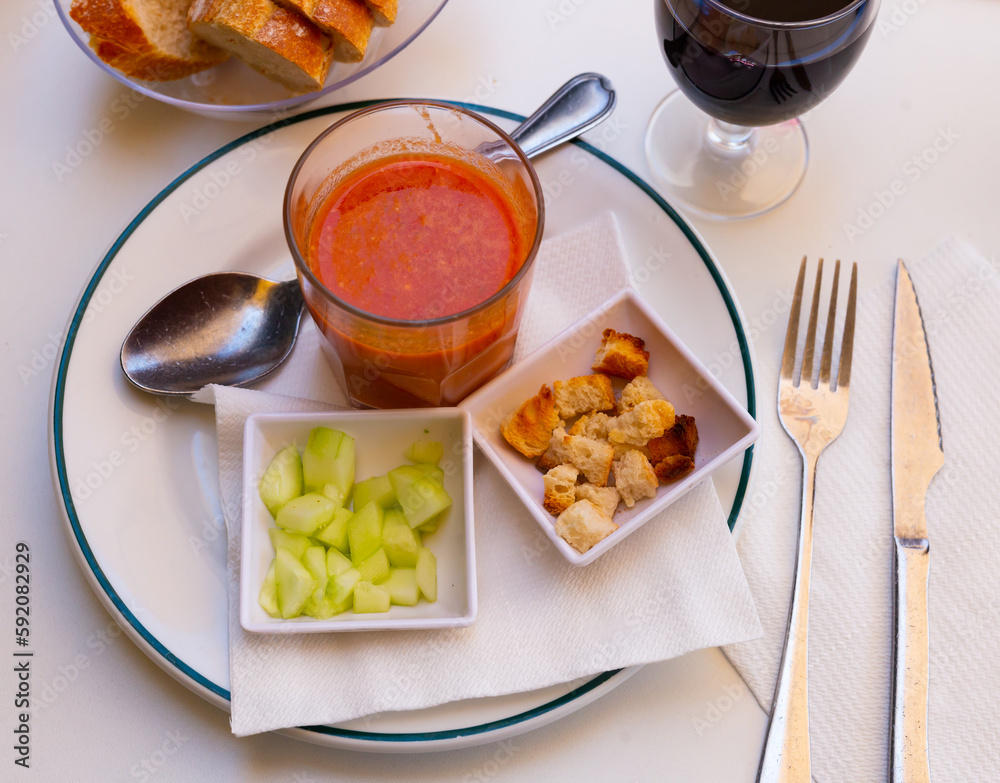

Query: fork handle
[890,539,931,783]
[756,454,817,783]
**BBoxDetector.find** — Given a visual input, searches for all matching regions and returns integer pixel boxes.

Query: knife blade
[890,259,944,783]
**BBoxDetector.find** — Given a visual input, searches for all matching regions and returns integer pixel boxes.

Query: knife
[890,259,943,783]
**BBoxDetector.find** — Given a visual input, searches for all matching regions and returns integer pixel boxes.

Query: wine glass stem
[706,119,754,152]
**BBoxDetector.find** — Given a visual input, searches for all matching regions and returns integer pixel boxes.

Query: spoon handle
[510,73,616,159]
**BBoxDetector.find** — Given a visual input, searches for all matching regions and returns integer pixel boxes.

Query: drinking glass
[646,0,880,219]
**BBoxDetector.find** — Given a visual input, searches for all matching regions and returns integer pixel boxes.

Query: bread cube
[564,434,615,487]
[608,399,676,446]
[591,328,649,380]
[618,376,665,412]
[567,411,613,440]
[536,426,571,471]
[555,500,618,554]
[553,374,616,419]
[648,415,699,462]
[543,464,580,515]
[501,384,561,458]
[574,483,620,518]
[653,454,696,484]
[612,450,659,508]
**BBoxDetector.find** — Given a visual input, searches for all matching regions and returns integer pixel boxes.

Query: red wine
[656,0,877,127]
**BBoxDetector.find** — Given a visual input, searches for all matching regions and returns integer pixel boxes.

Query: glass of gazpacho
[285,101,544,409]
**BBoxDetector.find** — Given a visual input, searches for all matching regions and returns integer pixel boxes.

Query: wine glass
[645,0,880,219]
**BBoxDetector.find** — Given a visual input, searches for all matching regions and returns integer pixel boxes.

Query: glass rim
[284,99,545,329]
[694,0,872,29]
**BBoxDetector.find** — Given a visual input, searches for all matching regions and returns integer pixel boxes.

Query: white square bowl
[241,408,476,632]
[459,288,760,566]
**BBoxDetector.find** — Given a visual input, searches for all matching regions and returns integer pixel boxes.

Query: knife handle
[891,538,931,783]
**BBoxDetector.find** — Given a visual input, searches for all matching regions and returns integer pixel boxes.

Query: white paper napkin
[724,238,1000,782]
[194,212,763,736]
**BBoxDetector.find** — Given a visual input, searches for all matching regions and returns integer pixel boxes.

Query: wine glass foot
[644,91,809,220]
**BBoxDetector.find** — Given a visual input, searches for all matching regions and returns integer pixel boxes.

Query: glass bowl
[54,0,450,121]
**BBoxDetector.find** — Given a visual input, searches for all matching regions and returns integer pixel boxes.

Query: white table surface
[2,0,997,778]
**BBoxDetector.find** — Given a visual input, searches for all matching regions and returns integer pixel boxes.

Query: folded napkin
[724,238,1000,782]
[194,212,763,736]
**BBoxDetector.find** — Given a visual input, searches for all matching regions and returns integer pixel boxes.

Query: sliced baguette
[189,0,335,93]
[362,0,396,25]
[70,0,228,81]
[274,0,373,62]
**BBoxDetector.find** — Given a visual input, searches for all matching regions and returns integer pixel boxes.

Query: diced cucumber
[388,465,452,529]
[382,515,421,567]
[301,546,328,608]
[382,568,419,606]
[416,511,445,535]
[352,475,397,510]
[275,493,337,535]
[348,501,384,563]
[312,507,352,554]
[258,444,303,517]
[321,483,346,507]
[415,547,437,603]
[258,559,280,618]
[353,581,391,613]
[405,439,444,466]
[356,548,391,585]
[414,463,445,485]
[275,548,316,619]
[327,566,361,605]
[268,528,312,559]
[326,547,353,577]
[303,596,349,619]
[302,427,355,499]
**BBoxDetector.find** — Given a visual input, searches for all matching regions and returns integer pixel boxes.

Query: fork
[756,257,858,783]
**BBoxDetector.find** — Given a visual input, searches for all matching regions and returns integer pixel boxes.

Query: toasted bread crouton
[501,385,561,458]
[613,450,659,508]
[608,399,676,446]
[612,441,651,461]
[575,483,620,518]
[555,500,618,553]
[568,411,614,440]
[536,426,570,471]
[564,435,615,487]
[648,415,699,463]
[553,374,616,419]
[543,464,579,515]
[618,376,665,412]
[653,454,696,484]
[591,328,649,380]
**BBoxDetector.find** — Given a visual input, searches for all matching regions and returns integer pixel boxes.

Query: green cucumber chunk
[382,514,421,568]
[258,559,280,618]
[388,465,452,529]
[348,501,384,563]
[301,546,328,607]
[405,439,444,466]
[415,547,437,603]
[321,482,346,507]
[383,568,419,606]
[353,581,391,613]
[275,493,337,535]
[268,528,312,559]
[414,463,446,485]
[325,547,354,577]
[352,475,397,510]
[275,548,316,619]
[258,444,303,517]
[327,566,362,605]
[355,548,391,585]
[312,507,352,554]
[302,427,355,498]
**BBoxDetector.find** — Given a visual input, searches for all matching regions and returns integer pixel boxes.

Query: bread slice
[555,500,618,554]
[189,0,335,92]
[563,435,614,487]
[553,374,615,419]
[575,483,620,518]
[501,385,561,459]
[274,0,373,62]
[70,0,228,81]
[543,464,579,516]
[612,450,658,508]
[361,0,396,25]
[608,399,676,446]
[592,328,650,380]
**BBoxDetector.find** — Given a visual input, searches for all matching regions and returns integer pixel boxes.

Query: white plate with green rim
[48,100,758,752]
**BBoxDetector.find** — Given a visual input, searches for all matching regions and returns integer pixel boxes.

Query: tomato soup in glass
[285,102,543,409]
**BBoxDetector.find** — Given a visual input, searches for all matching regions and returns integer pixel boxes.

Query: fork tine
[837,262,858,389]
[801,259,824,385]
[819,259,841,385]
[781,257,808,379]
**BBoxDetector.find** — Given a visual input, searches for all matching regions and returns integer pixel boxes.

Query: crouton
[536,426,570,471]
[608,399,676,446]
[613,450,659,508]
[555,500,618,554]
[575,483,620,518]
[543,464,579,515]
[501,385,561,458]
[618,375,665,412]
[591,328,649,380]
[568,411,614,440]
[553,374,616,419]
[648,415,699,463]
[653,454,696,483]
[564,435,615,487]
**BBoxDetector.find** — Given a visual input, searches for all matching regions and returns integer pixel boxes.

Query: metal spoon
[120,73,616,396]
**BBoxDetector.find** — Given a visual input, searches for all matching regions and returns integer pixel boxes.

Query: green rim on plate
[50,100,756,744]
